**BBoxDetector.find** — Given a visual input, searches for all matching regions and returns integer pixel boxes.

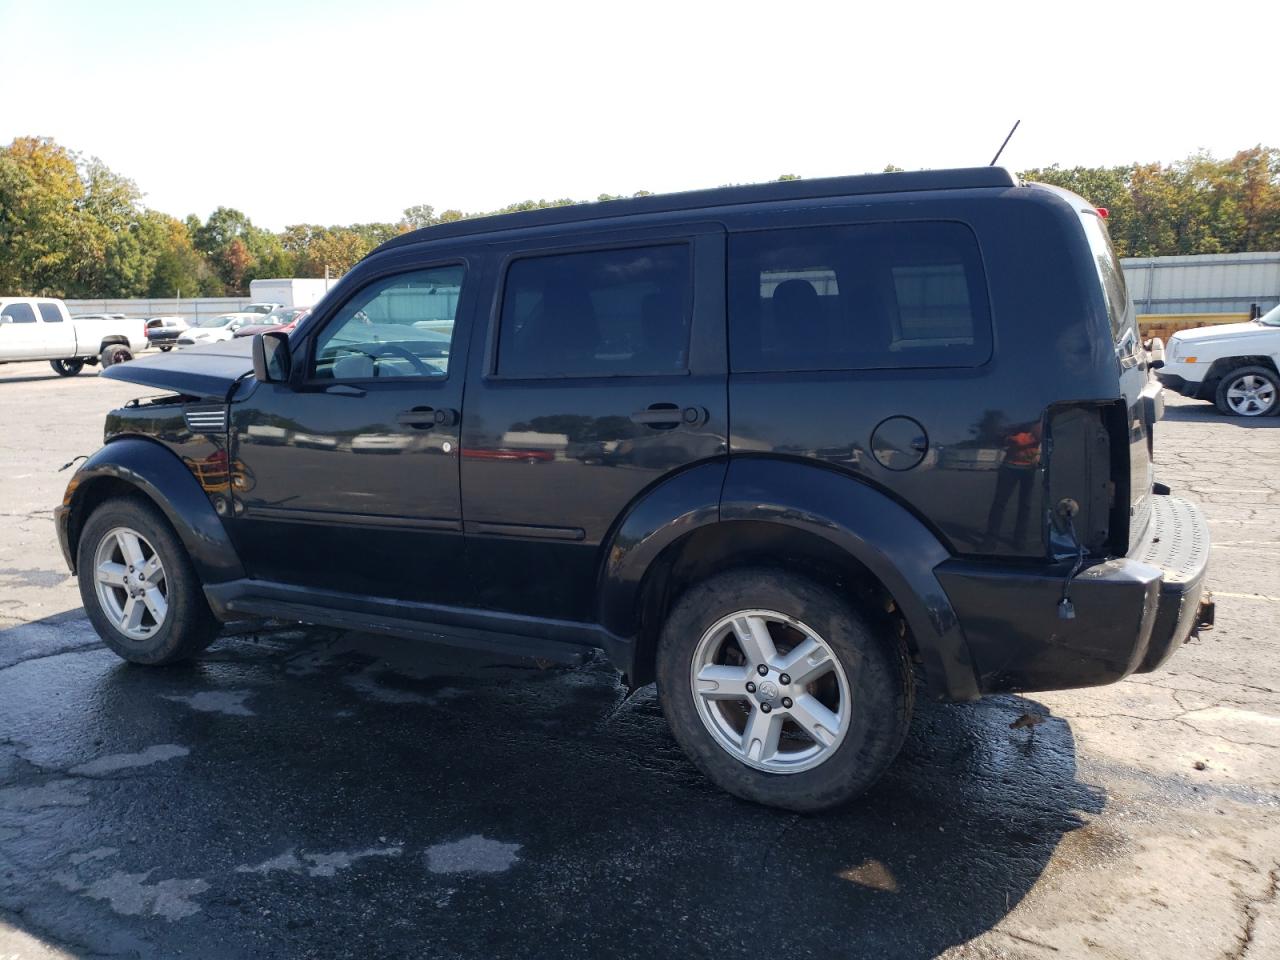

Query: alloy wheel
[689,609,851,774]
[1225,373,1277,416]
[93,526,168,640]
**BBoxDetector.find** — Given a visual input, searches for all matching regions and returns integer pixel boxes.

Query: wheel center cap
[759,680,779,700]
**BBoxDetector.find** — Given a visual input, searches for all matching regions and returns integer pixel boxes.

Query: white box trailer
[248,278,336,309]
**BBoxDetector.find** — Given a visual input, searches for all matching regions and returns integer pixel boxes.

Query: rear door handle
[630,404,707,429]
[397,406,459,429]
[631,404,683,428]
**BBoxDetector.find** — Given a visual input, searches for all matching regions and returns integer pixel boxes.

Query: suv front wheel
[656,568,913,812]
[1214,365,1279,417]
[77,496,219,664]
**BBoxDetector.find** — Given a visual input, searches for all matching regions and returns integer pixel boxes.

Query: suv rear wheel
[77,496,219,664]
[656,568,913,811]
[99,344,133,367]
[1214,365,1278,417]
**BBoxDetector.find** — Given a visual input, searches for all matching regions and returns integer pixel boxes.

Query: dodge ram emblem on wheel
[759,680,779,700]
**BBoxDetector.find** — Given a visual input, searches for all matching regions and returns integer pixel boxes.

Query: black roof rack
[376,166,1019,253]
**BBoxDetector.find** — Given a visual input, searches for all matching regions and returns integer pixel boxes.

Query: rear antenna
[989,120,1021,166]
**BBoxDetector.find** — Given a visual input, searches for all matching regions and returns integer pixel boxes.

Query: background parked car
[1155,302,1280,417]
[240,302,285,316]
[233,306,310,338]
[0,297,148,373]
[176,314,249,346]
[144,316,187,352]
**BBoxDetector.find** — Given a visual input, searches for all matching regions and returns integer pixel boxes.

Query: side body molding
[719,457,980,702]
[58,437,245,584]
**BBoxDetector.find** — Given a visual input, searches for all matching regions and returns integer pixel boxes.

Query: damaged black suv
[56,168,1213,811]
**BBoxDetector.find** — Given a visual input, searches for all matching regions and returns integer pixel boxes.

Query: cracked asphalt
[1,360,1278,959]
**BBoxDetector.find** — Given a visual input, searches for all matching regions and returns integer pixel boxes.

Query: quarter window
[1,302,36,323]
[728,222,992,372]
[37,303,63,323]
[496,244,692,378]
[311,266,463,380]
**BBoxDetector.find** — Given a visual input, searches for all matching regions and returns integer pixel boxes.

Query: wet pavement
[1,360,1278,959]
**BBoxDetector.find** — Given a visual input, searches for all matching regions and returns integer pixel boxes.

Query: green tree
[0,137,88,295]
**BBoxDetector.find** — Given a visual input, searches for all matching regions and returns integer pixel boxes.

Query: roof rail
[376,167,1019,252]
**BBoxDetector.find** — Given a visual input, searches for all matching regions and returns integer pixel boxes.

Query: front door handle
[397,406,437,429]
[397,406,459,429]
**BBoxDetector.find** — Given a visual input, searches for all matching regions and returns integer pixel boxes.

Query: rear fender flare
[596,460,727,641]
[61,437,244,583]
[719,457,978,700]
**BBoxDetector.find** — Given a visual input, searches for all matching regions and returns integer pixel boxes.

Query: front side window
[37,303,63,323]
[496,244,691,378]
[729,221,992,372]
[2,302,36,323]
[312,266,463,380]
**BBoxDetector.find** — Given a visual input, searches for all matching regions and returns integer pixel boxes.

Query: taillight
[1096,207,1109,219]
[1046,403,1121,558]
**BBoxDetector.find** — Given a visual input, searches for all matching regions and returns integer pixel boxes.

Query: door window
[495,244,692,378]
[1,303,36,323]
[37,303,63,322]
[311,266,463,380]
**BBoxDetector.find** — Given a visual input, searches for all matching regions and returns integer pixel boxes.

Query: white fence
[1121,252,1280,315]
[65,297,252,324]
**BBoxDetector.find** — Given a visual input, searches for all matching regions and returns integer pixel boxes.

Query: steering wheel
[364,342,434,377]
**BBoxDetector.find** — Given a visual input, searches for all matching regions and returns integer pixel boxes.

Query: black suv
[56,168,1213,811]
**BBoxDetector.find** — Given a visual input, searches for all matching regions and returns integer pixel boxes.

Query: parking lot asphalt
[1,359,1278,960]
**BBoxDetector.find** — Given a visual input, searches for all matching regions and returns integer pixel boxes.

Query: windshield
[245,304,273,314]
[195,315,235,328]
[1258,304,1280,327]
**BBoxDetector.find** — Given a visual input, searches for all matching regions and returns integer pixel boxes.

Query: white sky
[1,0,1275,230]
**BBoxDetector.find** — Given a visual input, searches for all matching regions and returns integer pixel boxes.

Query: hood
[102,338,254,399]
[1170,321,1273,343]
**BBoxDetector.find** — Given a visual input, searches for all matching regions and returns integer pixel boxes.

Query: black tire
[99,344,133,367]
[1214,365,1279,417]
[159,345,173,352]
[656,568,913,812]
[77,495,219,665]
[49,358,84,377]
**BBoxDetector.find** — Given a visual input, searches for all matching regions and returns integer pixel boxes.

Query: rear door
[36,301,77,357]
[460,225,727,622]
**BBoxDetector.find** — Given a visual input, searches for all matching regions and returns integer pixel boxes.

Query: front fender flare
[57,437,244,584]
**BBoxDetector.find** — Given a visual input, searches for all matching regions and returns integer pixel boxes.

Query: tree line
[1,135,1277,299]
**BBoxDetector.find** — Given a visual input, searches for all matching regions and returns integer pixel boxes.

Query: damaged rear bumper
[937,494,1212,695]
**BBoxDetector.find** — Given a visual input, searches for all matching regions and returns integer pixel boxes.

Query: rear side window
[37,302,63,322]
[496,244,691,378]
[1,302,36,323]
[729,221,992,372]
[1079,212,1136,348]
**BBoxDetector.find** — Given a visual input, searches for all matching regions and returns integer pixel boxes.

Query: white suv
[1157,304,1280,417]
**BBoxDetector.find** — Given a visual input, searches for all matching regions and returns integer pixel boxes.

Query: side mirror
[253,331,292,383]
[229,321,241,331]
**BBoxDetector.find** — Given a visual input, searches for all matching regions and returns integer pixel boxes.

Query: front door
[460,226,728,622]
[229,261,475,605]
[0,301,43,358]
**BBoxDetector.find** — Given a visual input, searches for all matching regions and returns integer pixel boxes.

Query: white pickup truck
[0,297,149,376]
